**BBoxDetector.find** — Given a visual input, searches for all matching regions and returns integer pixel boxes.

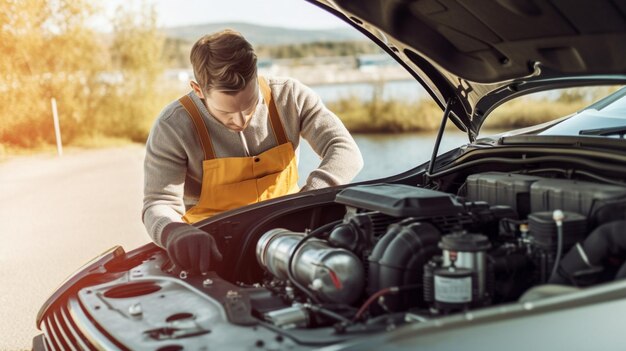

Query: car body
[34,0,626,350]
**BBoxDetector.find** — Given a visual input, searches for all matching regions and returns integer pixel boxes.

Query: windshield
[538,86,626,137]
[589,87,626,115]
[479,85,626,138]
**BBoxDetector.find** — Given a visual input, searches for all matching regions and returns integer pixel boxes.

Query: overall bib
[178,77,300,224]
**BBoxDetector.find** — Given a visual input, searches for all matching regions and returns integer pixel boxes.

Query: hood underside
[308,0,626,138]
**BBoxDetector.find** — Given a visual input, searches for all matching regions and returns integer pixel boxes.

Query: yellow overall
[178,77,300,224]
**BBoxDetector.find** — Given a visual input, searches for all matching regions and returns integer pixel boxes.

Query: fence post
[51,97,63,156]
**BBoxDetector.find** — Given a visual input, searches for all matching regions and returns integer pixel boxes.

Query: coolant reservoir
[440,233,491,298]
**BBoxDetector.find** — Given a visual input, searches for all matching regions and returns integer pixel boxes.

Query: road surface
[0,145,151,350]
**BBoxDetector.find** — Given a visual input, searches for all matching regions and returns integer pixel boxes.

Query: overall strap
[178,95,216,160]
[258,76,289,145]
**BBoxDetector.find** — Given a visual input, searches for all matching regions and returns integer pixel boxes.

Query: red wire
[327,268,343,290]
[353,287,395,322]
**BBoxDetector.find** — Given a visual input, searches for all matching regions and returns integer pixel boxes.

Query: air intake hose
[367,219,440,312]
[549,220,626,285]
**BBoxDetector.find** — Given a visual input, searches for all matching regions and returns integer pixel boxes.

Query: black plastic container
[530,179,626,218]
[465,172,543,218]
[335,184,463,218]
[528,211,587,250]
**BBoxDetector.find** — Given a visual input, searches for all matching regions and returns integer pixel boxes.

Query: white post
[51,97,63,156]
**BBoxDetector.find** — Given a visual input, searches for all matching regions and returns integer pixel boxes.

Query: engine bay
[64,171,626,349]
[252,174,626,328]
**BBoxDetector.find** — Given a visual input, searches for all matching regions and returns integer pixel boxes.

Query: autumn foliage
[0,0,169,152]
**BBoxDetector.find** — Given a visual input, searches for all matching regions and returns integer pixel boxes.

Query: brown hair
[190,29,257,93]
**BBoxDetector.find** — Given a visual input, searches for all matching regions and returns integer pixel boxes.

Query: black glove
[163,222,222,274]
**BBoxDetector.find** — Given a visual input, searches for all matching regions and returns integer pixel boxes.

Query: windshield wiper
[579,126,626,138]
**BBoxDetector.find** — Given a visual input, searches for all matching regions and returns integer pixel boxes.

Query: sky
[97,0,351,30]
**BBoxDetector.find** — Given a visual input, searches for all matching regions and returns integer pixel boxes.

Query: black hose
[286,219,343,304]
[550,220,626,285]
[615,260,626,280]
[550,217,564,280]
[304,304,352,324]
[368,220,440,311]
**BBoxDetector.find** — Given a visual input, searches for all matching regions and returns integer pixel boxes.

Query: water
[297,131,472,186]
[311,80,429,102]
[296,78,593,186]
[298,80,471,185]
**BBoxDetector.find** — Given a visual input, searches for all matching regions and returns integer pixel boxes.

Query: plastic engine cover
[465,172,543,217]
[335,184,463,217]
[530,179,626,217]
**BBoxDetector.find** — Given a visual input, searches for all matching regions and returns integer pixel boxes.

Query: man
[142,30,363,274]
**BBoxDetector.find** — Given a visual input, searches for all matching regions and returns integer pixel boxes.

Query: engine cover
[335,184,464,218]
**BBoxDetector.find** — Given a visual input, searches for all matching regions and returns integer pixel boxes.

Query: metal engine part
[256,228,365,305]
[264,305,310,329]
[424,233,492,312]
[440,233,491,298]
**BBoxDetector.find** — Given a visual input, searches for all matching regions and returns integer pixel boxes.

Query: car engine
[40,172,626,350]
[255,174,626,326]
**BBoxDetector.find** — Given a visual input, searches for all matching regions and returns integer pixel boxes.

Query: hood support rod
[427,97,455,175]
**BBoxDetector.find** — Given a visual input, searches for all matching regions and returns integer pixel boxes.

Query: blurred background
[0,0,611,349]
[0,0,426,155]
[0,0,600,159]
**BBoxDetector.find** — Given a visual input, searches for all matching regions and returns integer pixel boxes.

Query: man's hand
[163,222,223,274]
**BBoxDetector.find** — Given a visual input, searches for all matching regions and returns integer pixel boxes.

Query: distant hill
[163,22,366,45]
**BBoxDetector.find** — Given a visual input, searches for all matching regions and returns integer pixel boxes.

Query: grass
[0,82,185,158]
[1,84,606,158]
[328,94,589,134]
[68,134,142,148]
[482,99,587,129]
[328,95,442,133]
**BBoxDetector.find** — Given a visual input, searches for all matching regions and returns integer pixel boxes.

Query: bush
[0,1,170,150]
[329,88,607,133]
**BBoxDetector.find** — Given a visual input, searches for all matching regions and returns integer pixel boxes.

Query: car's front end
[35,0,626,349]
[34,134,626,349]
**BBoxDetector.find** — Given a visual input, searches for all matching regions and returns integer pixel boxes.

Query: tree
[0,0,171,149]
[0,0,108,147]
[101,2,165,142]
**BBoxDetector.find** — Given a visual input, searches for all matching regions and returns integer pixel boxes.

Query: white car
[34,0,626,350]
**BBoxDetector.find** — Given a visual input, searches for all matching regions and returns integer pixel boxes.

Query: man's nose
[234,112,246,127]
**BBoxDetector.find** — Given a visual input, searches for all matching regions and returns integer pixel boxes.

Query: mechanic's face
[191,78,259,132]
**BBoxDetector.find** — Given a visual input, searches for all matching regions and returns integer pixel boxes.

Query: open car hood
[307,0,626,140]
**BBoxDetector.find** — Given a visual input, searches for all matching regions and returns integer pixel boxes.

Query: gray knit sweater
[143,76,363,246]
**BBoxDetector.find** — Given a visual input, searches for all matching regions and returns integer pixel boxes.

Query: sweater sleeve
[293,79,364,191]
[142,116,188,247]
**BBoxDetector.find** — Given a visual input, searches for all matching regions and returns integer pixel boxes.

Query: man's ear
[190,81,205,99]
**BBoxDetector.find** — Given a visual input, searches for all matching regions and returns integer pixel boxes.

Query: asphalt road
[0,146,151,350]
